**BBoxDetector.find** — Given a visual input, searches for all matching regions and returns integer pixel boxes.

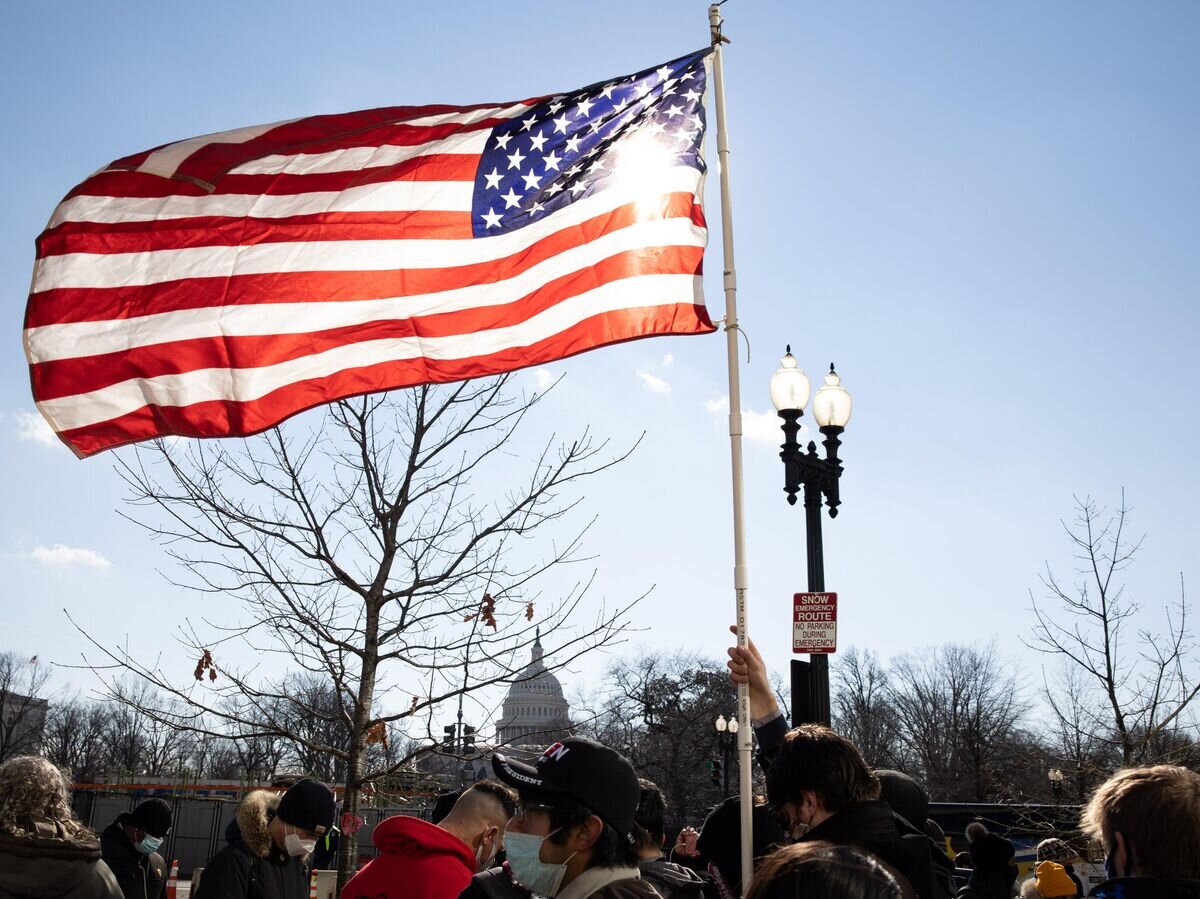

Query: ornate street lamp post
[714,713,739,799]
[1048,767,1065,800]
[771,348,853,727]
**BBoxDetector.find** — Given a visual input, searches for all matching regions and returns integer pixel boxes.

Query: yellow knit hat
[1035,861,1078,897]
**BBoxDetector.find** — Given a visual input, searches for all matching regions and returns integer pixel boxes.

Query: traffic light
[443,725,457,748]
[710,759,722,788]
[463,725,476,750]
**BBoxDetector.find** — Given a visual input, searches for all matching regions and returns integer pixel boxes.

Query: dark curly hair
[765,725,879,813]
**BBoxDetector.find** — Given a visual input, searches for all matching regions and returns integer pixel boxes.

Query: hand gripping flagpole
[708,4,755,892]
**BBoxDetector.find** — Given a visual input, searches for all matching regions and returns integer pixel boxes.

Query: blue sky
[2,2,1198,733]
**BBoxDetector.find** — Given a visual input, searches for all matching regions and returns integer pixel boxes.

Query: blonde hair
[1081,765,1200,879]
[0,755,90,840]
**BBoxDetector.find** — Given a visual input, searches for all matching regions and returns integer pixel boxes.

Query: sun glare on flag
[608,131,683,218]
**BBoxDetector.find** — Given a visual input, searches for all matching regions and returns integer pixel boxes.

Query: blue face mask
[135,834,163,856]
[503,829,576,897]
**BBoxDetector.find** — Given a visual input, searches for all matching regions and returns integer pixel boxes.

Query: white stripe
[27,217,705,361]
[134,118,299,178]
[228,130,489,176]
[40,274,703,431]
[35,166,703,290]
[47,179,475,229]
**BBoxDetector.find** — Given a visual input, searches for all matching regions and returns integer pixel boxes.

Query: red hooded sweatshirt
[341,816,477,899]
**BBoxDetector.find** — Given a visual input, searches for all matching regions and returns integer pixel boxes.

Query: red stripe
[39,210,475,257]
[26,194,705,328]
[101,105,532,189]
[69,144,481,204]
[56,303,715,458]
[32,246,705,400]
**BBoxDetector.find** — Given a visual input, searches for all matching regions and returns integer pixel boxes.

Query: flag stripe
[27,193,703,329]
[226,129,490,176]
[47,179,476,227]
[28,220,705,362]
[38,274,704,433]
[107,101,530,182]
[53,301,705,457]
[37,209,476,258]
[32,248,705,400]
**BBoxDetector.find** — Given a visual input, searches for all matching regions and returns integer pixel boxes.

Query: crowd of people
[2,631,1200,899]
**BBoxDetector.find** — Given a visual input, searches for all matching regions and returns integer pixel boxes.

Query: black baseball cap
[492,737,640,844]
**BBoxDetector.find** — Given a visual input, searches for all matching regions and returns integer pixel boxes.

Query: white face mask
[284,825,316,858]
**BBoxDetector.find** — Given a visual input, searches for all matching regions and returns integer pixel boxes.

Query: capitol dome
[496,630,572,747]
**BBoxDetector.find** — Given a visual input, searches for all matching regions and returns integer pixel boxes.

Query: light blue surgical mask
[503,829,576,897]
[135,834,163,855]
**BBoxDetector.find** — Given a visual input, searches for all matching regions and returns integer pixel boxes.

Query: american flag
[24,49,715,458]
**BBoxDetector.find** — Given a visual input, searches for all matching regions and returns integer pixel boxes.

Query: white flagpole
[708,4,754,892]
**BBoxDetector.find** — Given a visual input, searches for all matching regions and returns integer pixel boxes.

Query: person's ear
[801,790,819,821]
[572,815,604,851]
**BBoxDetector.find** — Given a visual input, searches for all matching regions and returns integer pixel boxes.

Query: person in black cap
[195,778,335,899]
[487,736,659,899]
[100,798,172,899]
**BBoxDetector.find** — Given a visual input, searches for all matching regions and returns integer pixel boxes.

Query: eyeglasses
[512,801,556,820]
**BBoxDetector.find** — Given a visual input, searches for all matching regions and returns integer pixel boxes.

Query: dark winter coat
[955,870,1016,899]
[799,800,952,899]
[193,791,308,899]
[99,820,166,899]
[0,820,124,899]
[457,862,532,899]
[1089,877,1200,899]
[637,856,705,899]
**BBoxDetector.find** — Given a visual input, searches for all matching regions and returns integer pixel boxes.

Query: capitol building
[495,630,572,746]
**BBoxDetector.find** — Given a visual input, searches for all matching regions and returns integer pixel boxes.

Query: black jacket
[457,862,531,899]
[193,792,307,899]
[1090,878,1200,899]
[99,821,166,899]
[754,712,953,899]
[800,800,952,899]
[637,856,705,899]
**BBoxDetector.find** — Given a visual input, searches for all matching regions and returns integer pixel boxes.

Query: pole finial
[786,344,792,355]
[829,362,836,372]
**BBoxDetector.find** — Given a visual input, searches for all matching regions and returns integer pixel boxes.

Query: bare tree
[0,651,50,761]
[888,643,1023,801]
[579,651,735,823]
[42,696,109,779]
[73,378,638,887]
[1027,493,1199,767]
[832,647,904,769]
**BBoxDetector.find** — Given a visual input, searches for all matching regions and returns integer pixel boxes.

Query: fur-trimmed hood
[227,790,280,859]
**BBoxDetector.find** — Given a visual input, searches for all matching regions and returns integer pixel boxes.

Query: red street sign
[793,592,837,654]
